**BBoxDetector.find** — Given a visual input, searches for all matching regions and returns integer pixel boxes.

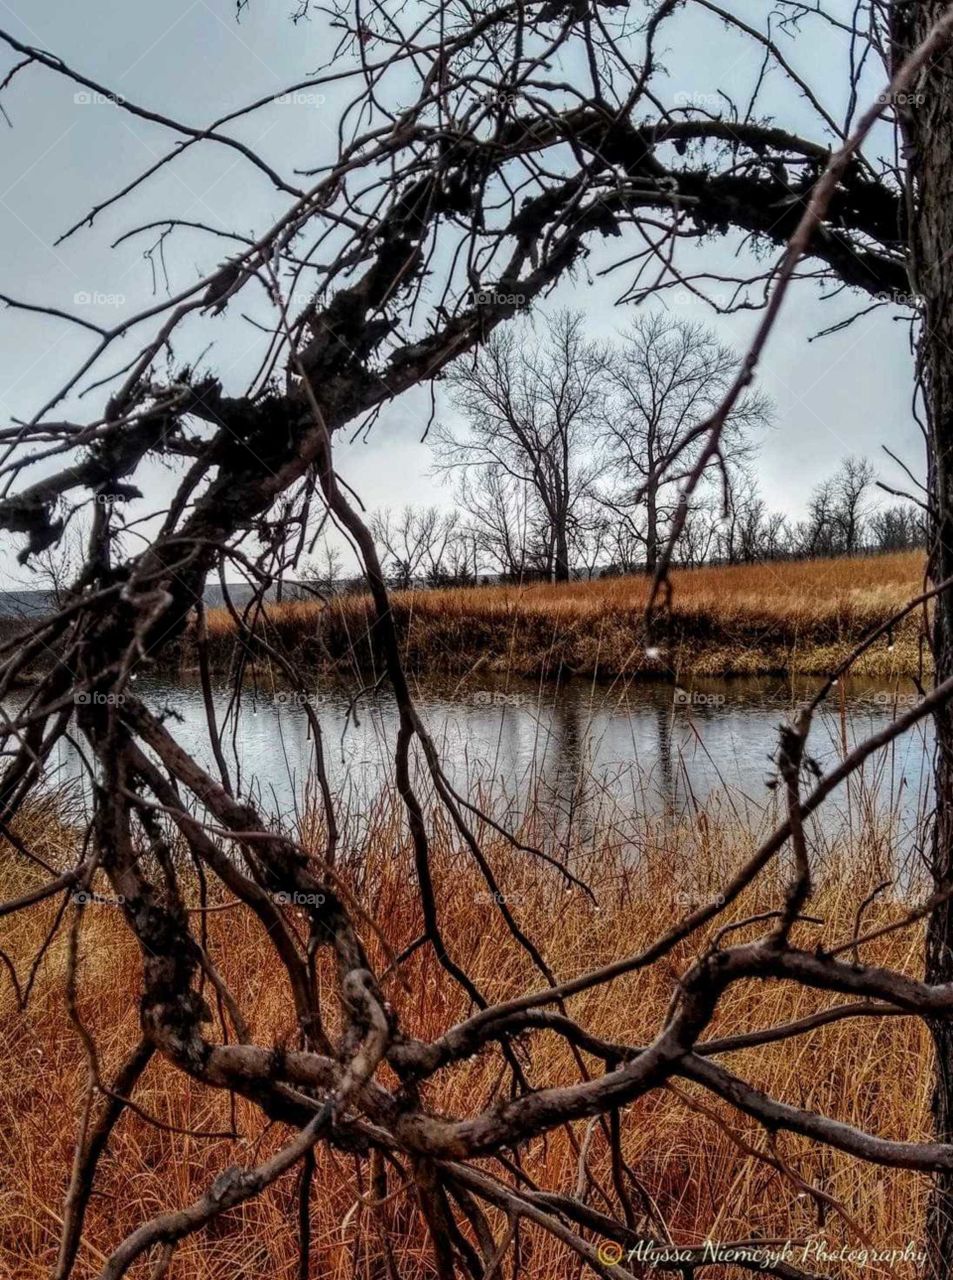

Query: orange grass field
[0,787,934,1278]
[202,551,928,681]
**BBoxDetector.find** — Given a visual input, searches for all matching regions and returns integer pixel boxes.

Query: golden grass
[0,787,934,1278]
[202,551,927,680]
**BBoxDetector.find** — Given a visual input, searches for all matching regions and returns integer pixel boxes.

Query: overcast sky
[0,0,922,582]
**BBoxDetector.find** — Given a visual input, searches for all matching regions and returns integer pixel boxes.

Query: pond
[23,672,934,854]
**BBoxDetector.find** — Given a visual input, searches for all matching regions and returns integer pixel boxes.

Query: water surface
[25,672,933,855]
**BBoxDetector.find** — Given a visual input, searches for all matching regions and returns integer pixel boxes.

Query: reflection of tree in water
[653,698,677,816]
[532,689,592,857]
[528,685,675,857]
[525,684,745,854]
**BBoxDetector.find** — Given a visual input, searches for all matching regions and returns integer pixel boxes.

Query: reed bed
[201,552,927,681]
[0,777,934,1279]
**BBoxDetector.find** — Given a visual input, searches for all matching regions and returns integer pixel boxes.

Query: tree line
[308,312,925,592]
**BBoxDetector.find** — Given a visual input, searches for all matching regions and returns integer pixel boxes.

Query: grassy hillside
[202,551,928,680]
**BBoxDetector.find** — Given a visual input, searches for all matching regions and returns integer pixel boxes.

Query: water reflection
[15,673,933,853]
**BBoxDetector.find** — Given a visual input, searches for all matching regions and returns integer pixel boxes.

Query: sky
[0,0,923,581]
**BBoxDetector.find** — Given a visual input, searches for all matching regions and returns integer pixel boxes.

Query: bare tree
[370,506,461,590]
[800,476,842,557]
[797,457,877,557]
[573,500,613,579]
[833,455,877,554]
[870,501,927,552]
[438,312,605,582]
[458,466,535,581]
[723,490,791,565]
[24,519,89,611]
[604,519,646,576]
[599,315,773,576]
[301,539,345,595]
[2,4,953,1277]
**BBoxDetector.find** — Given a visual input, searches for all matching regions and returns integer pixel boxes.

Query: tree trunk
[645,482,658,576]
[923,277,953,1274]
[895,4,953,1271]
[553,524,570,582]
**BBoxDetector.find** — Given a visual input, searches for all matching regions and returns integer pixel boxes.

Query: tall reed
[0,765,933,1278]
[200,551,927,680]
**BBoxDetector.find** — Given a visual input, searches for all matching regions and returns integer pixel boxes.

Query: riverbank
[201,551,927,681]
[0,788,930,1278]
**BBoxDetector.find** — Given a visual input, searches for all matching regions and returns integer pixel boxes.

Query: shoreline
[194,551,928,683]
[0,552,927,684]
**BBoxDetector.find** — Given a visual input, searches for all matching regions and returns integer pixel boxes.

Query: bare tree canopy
[437,312,606,582]
[598,313,772,574]
[371,505,469,587]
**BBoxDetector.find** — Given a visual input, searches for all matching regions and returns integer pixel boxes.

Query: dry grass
[202,551,927,681]
[0,784,934,1278]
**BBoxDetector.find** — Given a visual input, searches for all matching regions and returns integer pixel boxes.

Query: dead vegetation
[0,788,932,1279]
[201,553,927,681]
